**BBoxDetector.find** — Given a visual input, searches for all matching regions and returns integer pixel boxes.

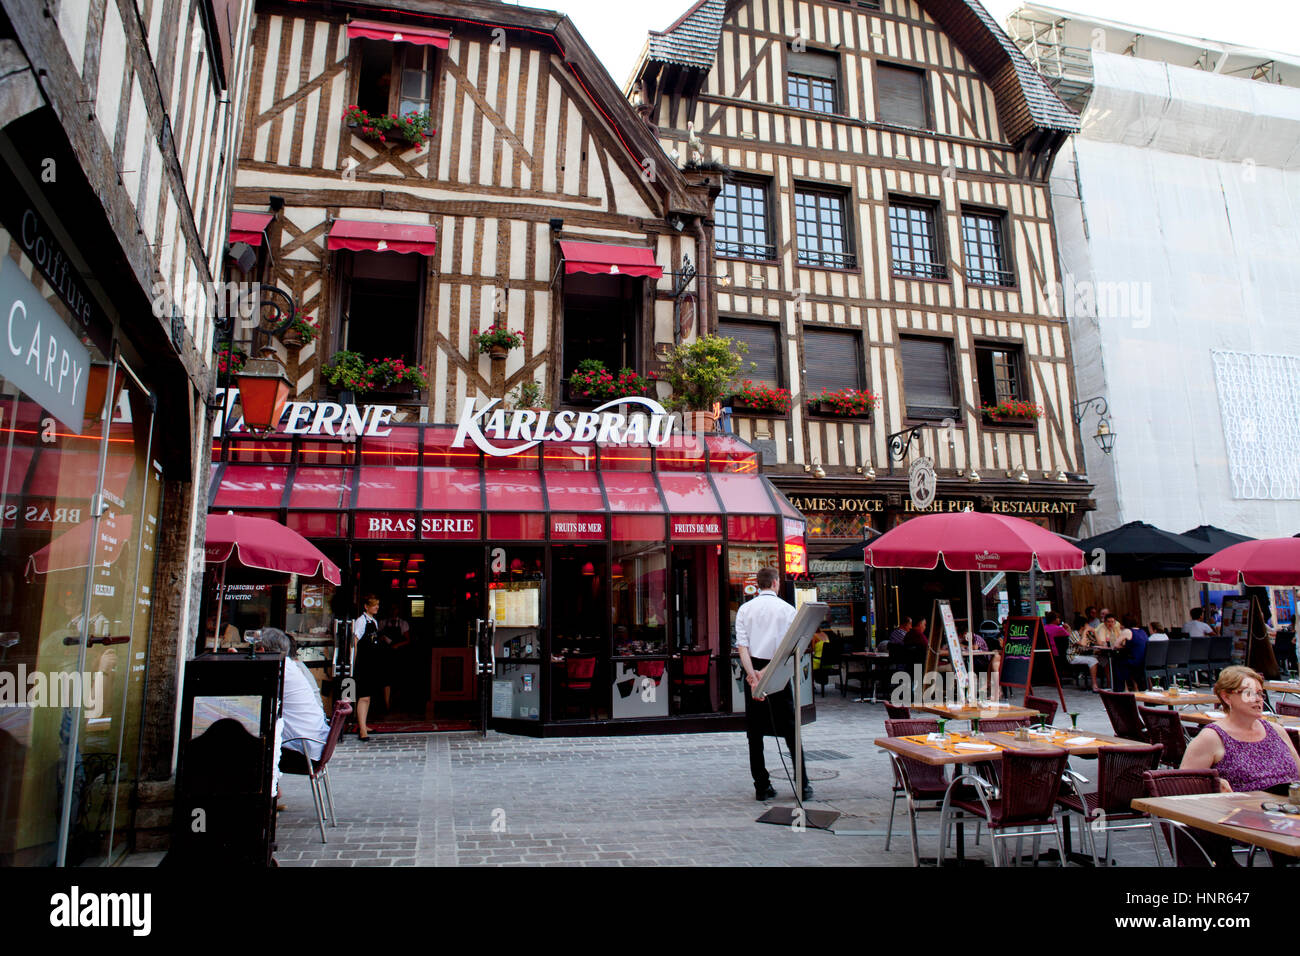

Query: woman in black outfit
[352,594,383,739]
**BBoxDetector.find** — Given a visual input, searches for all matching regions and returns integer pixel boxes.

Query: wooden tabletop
[1134,690,1219,707]
[1131,791,1300,857]
[1266,681,1300,695]
[875,728,1145,766]
[1179,711,1300,729]
[849,651,889,659]
[916,701,1038,721]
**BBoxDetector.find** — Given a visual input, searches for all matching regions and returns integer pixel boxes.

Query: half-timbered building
[0,0,256,863]
[218,0,821,738]
[633,0,1095,636]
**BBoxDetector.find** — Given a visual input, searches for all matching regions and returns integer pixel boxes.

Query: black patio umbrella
[823,530,882,561]
[1075,520,1214,581]
[1181,525,1256,551]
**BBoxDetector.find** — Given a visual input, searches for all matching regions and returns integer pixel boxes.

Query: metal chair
[1137,705,1188,767]
[811,639,839,697]
[1142,639,1169,688]
[1187,636,1212,685]
[883,718,946,866]
[1099,690,1147,741]
[940,748,1070,867]
[280,699,353,843]
[1058,743,1163,866]
[1207,636,1234,680]
[1024,695,1059,726]
[1141,769,1238,867]
[1165,639,1192,685]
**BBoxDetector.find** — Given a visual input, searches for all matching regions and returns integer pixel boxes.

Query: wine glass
[1068,711,1080,730]
[970,717,981,739]
[937,717,948,741]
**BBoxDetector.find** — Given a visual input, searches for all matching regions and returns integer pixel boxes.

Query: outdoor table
[1134,690,1218,708]
[1266,680,1300,697]
[876,728,1145,865]
[1131,791,1300,860]
[845,650,888,703]
[916,701,1038,722]
[1179,711,1300,730]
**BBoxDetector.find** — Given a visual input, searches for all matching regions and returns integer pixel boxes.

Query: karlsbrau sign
[215,392,678,455]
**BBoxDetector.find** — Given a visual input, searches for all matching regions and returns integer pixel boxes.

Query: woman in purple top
[1182,666,1300,794]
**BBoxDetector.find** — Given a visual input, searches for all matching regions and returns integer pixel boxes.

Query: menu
[1221,596,1252,661]
[490,585,540,627]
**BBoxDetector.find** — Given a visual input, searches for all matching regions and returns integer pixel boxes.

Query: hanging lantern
[235,354,292,433]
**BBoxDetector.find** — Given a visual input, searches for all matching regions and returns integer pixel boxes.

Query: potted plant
[320,351,428,396]
[810,386,877,419]
[472,323,525,360]
[509,379,547,411]
[662,335,747,412]
[279,310,318,347]
[565,359,655,405]
[342,106,436,150]
[216,342,248,375]
[982,399,1042,424]
[728,380,792,415]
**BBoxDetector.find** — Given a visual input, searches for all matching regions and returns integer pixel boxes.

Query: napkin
[954,742,997,752]
[1206,711,1226,719]
[926,733,946,742]
[1063,736,1095,746]
[1028,729,1053,738]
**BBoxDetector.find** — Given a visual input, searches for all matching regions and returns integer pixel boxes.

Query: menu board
[937,600,968,705]
[1221,596,1252,662]
[1001,617,1039,691]
[490,585,540,627]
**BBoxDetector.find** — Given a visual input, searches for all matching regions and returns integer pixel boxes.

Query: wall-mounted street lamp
[235,352,292,434]
[1073,396,1116,455]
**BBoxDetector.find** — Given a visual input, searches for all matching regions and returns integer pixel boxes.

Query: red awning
[229,211,274,246]
[327,219,438,256]
[559,240,663,279]
[347,19,451,48]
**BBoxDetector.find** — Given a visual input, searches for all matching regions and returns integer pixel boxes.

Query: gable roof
[639,0,1079,144]
[646,0,726,70]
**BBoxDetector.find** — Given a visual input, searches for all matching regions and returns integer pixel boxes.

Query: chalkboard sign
[1001,617,1038,690]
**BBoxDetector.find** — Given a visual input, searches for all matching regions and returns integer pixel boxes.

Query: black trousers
[744,657,808,791]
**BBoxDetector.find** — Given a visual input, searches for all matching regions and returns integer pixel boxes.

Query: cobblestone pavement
[272,683,1198,867]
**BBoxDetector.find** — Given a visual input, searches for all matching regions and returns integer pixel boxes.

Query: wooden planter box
[728,400,791,418]
[345,121,426,151]
[807,400,873,421]
[983,413,1039,427]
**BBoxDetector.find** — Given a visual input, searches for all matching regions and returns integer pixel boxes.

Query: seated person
[1183,606,1216,637]
[1068,613,1101,692]
[1042,611,1070,657]
[1147,621,1169,641]
[261,628,331,766]
[1181,665,1300,794]
[885,617,912,646]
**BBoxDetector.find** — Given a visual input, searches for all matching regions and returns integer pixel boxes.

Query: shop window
[787,49,840,114]
[975,343,1027,411]
[961,210,1013,287]
[561,273,641,393]
[715,178,775,261]
[336,251,423,368]
[876,62,928,128]
[795,188,855,269]
[355,40,436,119]
[889,199,946,280]
[803,327,864,395]
[900,335,959,420]
[719,319,781,388]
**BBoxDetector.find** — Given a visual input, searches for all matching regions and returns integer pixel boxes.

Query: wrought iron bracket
[886,424,926,462]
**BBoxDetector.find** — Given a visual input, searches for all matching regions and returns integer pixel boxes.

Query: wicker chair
[1141,769,1238,867]
[883,718,947,866]
[979,716,1032,733]
[1024,695,1059,726]
[884,702,912,720]
[1137,706,1188,767]
[1099,690,1148,741]
[1276,701,1300,718]
[1058,743,1163,866]
[940,748,1069,866]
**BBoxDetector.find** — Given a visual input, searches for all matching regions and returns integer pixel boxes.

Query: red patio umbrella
[866,510,1084,704]
[205,513,342,649]
[26,514,133,577]
[1192,537,1300,587]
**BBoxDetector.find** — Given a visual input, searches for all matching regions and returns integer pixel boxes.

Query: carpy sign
[452,397,675,457]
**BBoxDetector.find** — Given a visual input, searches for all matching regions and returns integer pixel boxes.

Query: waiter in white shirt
[736,566,811,802]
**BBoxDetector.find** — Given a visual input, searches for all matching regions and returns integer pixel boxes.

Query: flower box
[342,106,435,151]
[808,400,873,421]
[808,387,878,420]
[982,400,1043,426]
[727,381,792,417]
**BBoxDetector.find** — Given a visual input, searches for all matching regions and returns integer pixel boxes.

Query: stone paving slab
[271,683,1225,867]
